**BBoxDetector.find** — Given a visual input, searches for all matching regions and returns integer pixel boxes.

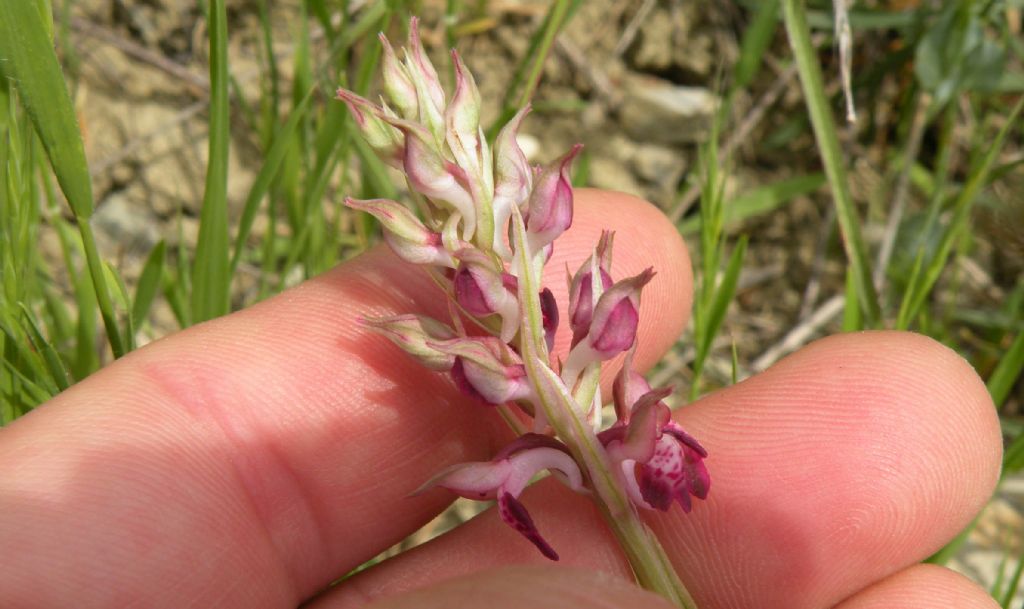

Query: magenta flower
[601,363,710,513]
[418,433,584,560]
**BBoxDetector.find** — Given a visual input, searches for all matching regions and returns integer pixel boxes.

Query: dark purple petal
[539,288,559,352]
[637,462,674,511]
[634,430,709,512]
[498,492,559,561]
[450,358,487,403]
[597,425,627,447]
[453,265,492,316]
[663,423,709,459]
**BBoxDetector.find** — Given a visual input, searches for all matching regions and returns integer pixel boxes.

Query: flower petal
[498,492,559,560]
[415,460,511,500]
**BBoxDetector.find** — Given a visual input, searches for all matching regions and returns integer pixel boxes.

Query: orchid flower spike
[417,433,585,560]
[341,19,710,573]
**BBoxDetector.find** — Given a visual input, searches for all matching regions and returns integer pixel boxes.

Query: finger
[0,189,691,609]
[833,564,999,609]
[322,331,1001,609]
[362,565,677,609]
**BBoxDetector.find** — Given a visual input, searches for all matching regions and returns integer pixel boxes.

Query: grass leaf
[191,0,232,323]
[0,0,92,219]
[133,241,166,329]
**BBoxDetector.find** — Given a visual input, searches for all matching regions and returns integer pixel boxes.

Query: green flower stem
[510,211,696,608]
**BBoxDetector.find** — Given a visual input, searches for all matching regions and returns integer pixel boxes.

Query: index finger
[0,189,692,608]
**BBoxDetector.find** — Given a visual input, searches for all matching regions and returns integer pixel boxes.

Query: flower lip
[414,433,583,560]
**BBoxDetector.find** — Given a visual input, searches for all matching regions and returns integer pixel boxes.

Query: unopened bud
[492,106,533,258]
[335,89,401,166]
[379,33,418,119]
[568,231,614,347]
[384,117,477,240]
[524,144,581,252]
[344,198,455,268]
[405,17,446,144]
[562,268,654,381]
[360,314,456,370]
[452,249,519,342]
[430,337,530,405]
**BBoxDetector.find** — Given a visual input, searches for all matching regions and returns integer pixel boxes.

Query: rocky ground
[53,0,1021,596]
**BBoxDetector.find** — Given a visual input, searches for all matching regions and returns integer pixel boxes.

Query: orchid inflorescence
[338,18,709,567]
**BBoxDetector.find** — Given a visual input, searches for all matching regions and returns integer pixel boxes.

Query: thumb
[364,565,677,609]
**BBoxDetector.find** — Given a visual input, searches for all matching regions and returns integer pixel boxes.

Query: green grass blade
[988,331,1024,409]
[486,0,580,138]
[0,310,56,397]
[842,268,862,331]
[0,0,92,219]
[897,97,1024,328]
[690,236,748,400]
[1000,550,1024,608]
[191,0,231,323]
[133,240,166,329]
[734,0,780,91]
[679,173,825,234]
[782,0,881,326]
[77,221,125,358]
[230,89,314,275]
[17,303,70,392]
[104,261,136,351]
[0,0,126,359]
[1,354,53,407]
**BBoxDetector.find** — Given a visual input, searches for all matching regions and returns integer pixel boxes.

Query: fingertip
[834,564,999,609]
[361,565,676,609]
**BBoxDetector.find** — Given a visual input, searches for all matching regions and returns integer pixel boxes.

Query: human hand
[0,190,1001,608]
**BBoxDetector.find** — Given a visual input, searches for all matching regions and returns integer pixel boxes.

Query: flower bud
[452,249,519,342]
[612,348,652,421]
[345,197,455,267]
[335,89,401,166]
[562,268,654,382]
[492,106,533,258]
[360,314,456,371]
[430,337,530,405]
[404,17,446,145]
[447,50,481,140]
[568,231,614,347]
[384,116,477,239]
[586,268,653,357]
[379,33,418,120]
[524,144,581,252]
